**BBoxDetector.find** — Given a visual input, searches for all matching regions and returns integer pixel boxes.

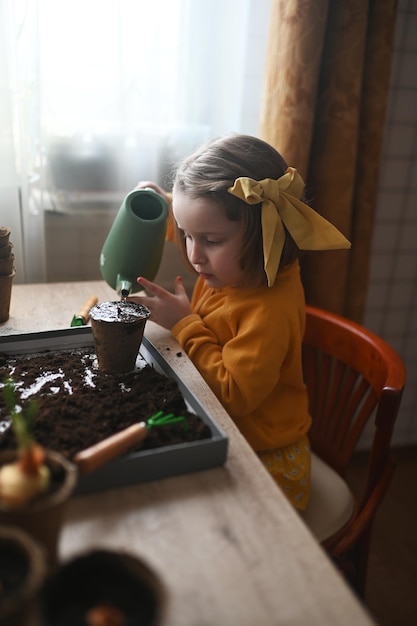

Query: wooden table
[2,281,375,625]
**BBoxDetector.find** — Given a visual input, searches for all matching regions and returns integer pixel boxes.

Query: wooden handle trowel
[70,296,98,326]
[73,411,187,474]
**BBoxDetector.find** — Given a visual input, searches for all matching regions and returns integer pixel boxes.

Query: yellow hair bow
[228,167,351,286]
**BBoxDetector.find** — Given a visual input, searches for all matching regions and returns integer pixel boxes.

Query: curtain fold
[0,0,25,282]
[260,0,397,321]
[259,0,329,179]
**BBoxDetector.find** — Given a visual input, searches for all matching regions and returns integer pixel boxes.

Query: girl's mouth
[199,272,213,280]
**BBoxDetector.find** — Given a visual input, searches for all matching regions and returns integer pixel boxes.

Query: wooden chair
[300,305,406,598]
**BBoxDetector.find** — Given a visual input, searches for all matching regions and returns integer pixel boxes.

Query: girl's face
[173,190,245,289]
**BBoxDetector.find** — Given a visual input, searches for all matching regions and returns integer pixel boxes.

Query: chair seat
[300,452,355,543]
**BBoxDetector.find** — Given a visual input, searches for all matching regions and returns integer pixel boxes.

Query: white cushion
[300,452,355,543]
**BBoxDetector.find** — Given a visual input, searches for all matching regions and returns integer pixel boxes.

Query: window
[1,0,270,282]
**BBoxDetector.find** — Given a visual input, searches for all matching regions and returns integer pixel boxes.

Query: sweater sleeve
[171,294,296,418]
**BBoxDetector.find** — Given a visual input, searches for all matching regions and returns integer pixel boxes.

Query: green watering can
[100,188,168,297]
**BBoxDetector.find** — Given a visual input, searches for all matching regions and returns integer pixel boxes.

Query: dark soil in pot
[40,549,165,626]
[0,526,47,626]
[90,301,150,374]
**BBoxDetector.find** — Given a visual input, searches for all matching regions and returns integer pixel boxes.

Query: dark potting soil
[0,544,29,595]
[40,550,162,626]
[0,349,211,462]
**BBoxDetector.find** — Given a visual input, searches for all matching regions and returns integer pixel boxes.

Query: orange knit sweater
[171,260,311,451]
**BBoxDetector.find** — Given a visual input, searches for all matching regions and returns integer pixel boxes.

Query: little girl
[130,134,350,510]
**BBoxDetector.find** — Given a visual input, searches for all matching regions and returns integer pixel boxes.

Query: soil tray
[0,328,228,495]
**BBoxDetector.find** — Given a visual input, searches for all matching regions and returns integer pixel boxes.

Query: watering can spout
[100,188,168,296]
[116,275,132,299]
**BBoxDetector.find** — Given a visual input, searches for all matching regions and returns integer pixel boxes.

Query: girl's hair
[172,134,299,288]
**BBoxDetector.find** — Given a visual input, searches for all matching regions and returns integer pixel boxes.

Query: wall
[363,0,417,445]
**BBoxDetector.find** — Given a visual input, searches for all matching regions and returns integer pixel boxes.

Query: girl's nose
[188,240,205,265]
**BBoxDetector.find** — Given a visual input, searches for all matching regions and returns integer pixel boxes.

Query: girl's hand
[135,181,172,209]
[128,276,192,330]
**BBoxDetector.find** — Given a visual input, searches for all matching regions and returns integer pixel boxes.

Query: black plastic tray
[0,328,228,495]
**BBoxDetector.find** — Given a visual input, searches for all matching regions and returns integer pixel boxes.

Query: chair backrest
[302,305,406,506]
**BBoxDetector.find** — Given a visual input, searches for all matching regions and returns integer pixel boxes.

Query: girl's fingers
[135,181,160,192]
[136,276,163,297]
[174,276,186,296]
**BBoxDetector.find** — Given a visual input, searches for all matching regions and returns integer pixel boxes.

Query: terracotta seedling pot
[0,227,11,249]
[0,525,47,626]
[0,253,15,276]
[40,549,166,626]
[0,271,16,324]
[0,450,77,569]
[90,301,151,374]
[0,242,13,259]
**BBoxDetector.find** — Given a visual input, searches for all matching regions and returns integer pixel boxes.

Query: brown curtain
[259,0,397,321]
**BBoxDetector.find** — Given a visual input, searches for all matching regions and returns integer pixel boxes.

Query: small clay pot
[0,254,15,277]
[0,450,77,569]
[0,270,15,324]
[0,526,47,626]
[90,301,151,374]
[0,226,11,248]
[40,549,166,626]
[0,242,13,259]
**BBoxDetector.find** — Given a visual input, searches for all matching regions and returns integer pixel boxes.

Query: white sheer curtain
[0,0,26,280]
[0,0,270,283]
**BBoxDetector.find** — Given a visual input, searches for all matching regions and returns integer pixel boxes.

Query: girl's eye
[182,232,220,245]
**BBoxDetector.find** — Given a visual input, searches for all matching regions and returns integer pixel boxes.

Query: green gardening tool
[74,410,188,474]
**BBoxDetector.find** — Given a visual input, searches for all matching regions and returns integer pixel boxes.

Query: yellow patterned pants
[257,435,311,511]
